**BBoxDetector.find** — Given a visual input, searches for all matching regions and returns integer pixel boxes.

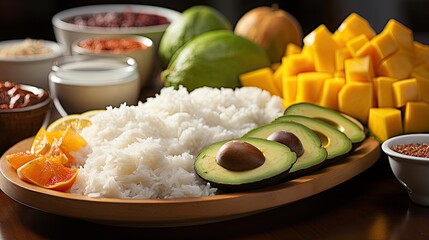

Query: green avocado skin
[161,30,271,91]
[194,137,296,192]
[158,5,232,67]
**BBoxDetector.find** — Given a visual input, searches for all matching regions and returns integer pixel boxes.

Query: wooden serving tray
[0,137,381,227]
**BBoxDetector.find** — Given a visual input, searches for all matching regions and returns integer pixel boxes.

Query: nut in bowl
[72,35,154,87]
[0,82,51,154]
[382,134,429,206]
[51,4,181,55]
[49,55,140,116]
[0,39,63,90]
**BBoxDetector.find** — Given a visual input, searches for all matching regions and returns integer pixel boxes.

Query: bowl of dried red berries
[52,4,180,55]
[382,134,429,206]
[0,81,51,154]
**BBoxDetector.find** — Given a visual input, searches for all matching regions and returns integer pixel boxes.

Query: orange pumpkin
[234,5,303,63]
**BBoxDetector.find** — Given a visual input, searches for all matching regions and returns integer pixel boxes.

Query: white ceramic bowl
[0,39,63,90]
[52,4,181,55]
[71,35,154,87]
[49,55,140,116]
[382,134,429,206]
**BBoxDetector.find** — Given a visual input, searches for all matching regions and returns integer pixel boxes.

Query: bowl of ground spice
[382,134,429,206]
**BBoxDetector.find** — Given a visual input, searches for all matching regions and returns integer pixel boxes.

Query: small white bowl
[0,39,63,90]
[71,35,154,87]
[49,55,140,116]
[382,134,429,206]
[52,4,180,55]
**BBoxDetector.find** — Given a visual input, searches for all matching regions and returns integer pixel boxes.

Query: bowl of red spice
[0,81,51,154]
[71,35,154,87]
[52,4,180,55]
[382,134,429,206]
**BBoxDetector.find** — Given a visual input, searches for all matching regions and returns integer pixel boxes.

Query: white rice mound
[70,86,284,199]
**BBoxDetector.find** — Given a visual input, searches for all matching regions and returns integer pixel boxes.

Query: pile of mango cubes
[240,13,429,142]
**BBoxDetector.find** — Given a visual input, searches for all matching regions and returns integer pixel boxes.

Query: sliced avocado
[194,137,296,192]
[273,115,352,162]
[243,122,328,179]
[284,103,366,147]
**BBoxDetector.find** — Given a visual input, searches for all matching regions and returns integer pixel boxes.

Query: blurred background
[0,0,428,44]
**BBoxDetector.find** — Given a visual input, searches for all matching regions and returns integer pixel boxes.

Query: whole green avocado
[161,30,271,91]
[158,5,232,67]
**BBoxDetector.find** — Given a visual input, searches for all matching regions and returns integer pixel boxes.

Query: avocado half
[243,121,328,179]
[284,103,366,147]
[194,137,297,192]
[273,115,352,162]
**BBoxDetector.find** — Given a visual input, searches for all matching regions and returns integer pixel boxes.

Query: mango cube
[371,31,398,61]
[335,13,376,44]
[374,77,398,107]
[239,67,281,96]
[384,19,414,52]
[282,75,298,107]
[356,41,382,67]
[346,34,369,57]
[392,78,418,108]
[304,25,340,73]
[338,81,374,123]
[344,56,374,82]
[368,108,403,142]
[285,43,302,56]
[282,54,315,76]
[377,50,413,79]
[319,77,346,110]
[335,48,352,72]
[414,41,429,66]
[404,101,429,133]
[415,77,429,104]
[295,72,332,104]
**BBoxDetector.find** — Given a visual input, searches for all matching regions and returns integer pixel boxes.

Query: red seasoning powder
[79,38,147,53]
[391,143,429,158]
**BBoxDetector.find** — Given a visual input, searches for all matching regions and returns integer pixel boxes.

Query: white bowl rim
[71,34,153,54]
[0,39,64,62]
[0,84,51,113]
[381,134,429,162]
[52,4,181,34]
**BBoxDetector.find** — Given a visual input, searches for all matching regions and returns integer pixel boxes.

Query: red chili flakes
[79,38,146,53]
[391,143,429,158]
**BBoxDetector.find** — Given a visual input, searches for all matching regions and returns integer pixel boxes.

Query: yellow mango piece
[373,77,398,107]
[335,48,352,72]
[239,67,281,96]
[319,77,345,110]
[334,13,376,44]
[404,101,429,133]
[273,64,284,95]
[285,43,302,56]
[413,42,429,66]
[295,72,332,104]
[356,41,382,67]
[346,34,369,57]
[338,81,374,123]
[282,75,298,107]
[376,50,413,79]
[304,24,340,73]
[384,19,414,52]
[282,54,315,76]
[392,78,418,108]
[411,62,429,80]
[344,56,374,82]
[416,78,429,104]
[368,108,403,142]
[371,31,398,62]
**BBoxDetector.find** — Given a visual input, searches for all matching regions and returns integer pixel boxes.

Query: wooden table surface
[1,79,429,240]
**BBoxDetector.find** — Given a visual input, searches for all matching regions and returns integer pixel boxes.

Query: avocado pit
[267,131,304,157]
[216,140,265,171]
